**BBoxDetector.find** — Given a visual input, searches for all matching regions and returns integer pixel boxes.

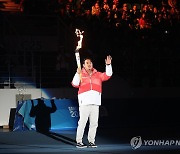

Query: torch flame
[75,29,84,51]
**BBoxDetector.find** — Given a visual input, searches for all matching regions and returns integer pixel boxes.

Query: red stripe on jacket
[72,68,111,94]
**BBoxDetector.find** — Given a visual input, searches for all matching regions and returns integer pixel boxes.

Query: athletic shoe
[76,142,87,148]
[89,142,97,148]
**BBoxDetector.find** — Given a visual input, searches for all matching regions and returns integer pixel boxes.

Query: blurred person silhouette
[30,98,57,134]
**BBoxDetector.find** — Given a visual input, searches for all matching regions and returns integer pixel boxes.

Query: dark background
[0,0,180,129]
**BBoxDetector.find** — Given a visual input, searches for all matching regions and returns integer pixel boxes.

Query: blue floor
[0,127,180,154]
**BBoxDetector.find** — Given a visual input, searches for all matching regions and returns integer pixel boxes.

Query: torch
[75,29,84,81]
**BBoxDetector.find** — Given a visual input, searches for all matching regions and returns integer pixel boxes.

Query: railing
[1,52,180,89]
[0,53,75,89]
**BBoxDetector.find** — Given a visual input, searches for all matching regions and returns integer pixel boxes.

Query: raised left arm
[105,55,112,65]
[105,55,113,77]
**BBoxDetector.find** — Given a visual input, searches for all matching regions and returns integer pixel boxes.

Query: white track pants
[76,105,99,143]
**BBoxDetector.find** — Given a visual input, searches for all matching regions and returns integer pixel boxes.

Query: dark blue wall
[99,98,180,128]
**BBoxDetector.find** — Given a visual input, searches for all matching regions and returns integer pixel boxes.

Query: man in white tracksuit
[71,55,112,148]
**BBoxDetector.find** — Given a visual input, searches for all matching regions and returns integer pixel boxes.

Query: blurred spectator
[139,12,148,29]
[129,4,141,29]
[91,2,101,16]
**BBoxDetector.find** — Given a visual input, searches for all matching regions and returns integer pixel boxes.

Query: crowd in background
[20,0,179,31]
[18,0,180,88]
[0,0,180,88]
[20,0,180,50]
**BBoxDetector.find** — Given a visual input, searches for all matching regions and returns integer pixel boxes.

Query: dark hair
[82,57,93,64]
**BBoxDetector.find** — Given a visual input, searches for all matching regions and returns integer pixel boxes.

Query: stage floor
[0,126,180,154]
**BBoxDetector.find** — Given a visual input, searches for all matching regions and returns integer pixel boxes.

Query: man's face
[83,59,93,71]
